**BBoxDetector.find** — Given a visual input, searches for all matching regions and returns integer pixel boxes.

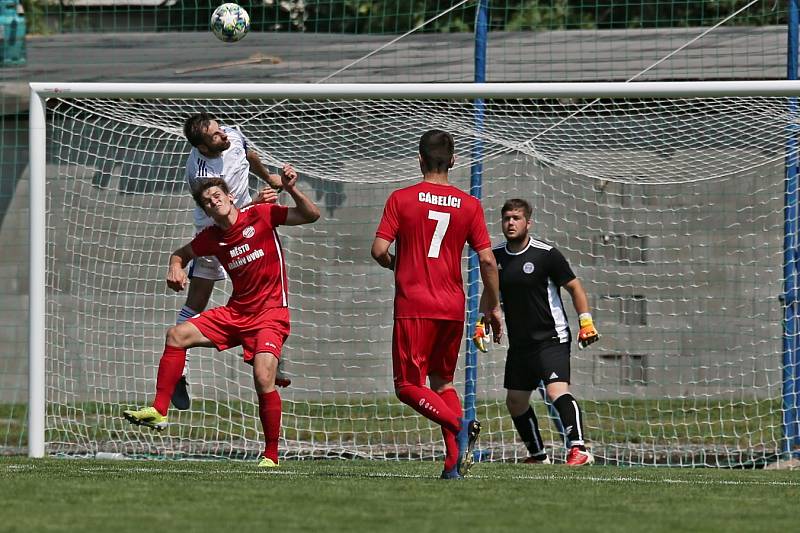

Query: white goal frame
[27,80,800,459]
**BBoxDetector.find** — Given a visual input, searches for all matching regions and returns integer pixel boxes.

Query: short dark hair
[501,198,532,220]
[191,177,230,207]
[419,130,454,173]
[184,112,214,147]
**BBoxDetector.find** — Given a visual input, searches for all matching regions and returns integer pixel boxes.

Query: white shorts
[188,255,227,281]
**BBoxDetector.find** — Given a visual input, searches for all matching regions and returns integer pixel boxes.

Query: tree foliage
[302,0,785,33]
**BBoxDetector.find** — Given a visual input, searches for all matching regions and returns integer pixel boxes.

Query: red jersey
[191,203,289,313]
[375,181,491,320]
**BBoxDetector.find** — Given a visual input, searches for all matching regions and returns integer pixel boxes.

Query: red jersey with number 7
[375,182,491,321]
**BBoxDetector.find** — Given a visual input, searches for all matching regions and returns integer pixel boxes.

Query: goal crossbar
[28,80,800,100]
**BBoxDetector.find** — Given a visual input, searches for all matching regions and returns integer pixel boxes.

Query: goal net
[31,82,800,466]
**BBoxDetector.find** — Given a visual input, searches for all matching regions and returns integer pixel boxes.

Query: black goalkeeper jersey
[493,237,576,348]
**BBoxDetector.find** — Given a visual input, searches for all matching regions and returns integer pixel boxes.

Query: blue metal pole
[463,0,489,429]
[782,0,800,457]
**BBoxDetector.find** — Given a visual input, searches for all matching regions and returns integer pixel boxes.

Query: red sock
[438,388,463,471]
[258,390,282,462]
[152,345,186,416]
[395,384,461,434]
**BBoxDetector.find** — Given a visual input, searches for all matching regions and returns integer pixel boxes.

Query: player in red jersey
[371,130,503,479]
[123,167,320,468]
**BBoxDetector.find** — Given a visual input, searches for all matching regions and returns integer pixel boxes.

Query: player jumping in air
[371,129,503,479]
[123,168,320,467]
[475,198,599,466]
[173,113,291,411]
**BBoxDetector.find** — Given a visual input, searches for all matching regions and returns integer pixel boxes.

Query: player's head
[191,177,235,218]
[184,113,231,156]
[418,130,455,175]
[501,198,532,243]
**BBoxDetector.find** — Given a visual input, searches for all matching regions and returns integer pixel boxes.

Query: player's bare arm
[246,150,283,190]
[477,247,503,343]
[167,243,196,292]
[477,289,494,327]
[563,277,600,349]
[563,278,589,314]
[370,237,395,270]
[281,164,322,226]
[245,150,281,205]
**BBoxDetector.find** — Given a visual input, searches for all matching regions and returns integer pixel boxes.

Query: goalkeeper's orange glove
[472,315,491,353]
[577,313,600,350]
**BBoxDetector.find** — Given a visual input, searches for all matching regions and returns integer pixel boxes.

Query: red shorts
[392,318,464,387]
[189,306,290,364]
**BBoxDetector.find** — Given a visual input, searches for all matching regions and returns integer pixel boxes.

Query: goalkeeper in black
[475,198,599,466]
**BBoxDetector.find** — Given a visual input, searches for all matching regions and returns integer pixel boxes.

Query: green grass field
[1,457,797,532]
[1,397,784,453]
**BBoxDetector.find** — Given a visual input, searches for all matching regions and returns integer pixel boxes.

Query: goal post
[28,88,47,458]
[783,91,800,458]
[27,81,800,465]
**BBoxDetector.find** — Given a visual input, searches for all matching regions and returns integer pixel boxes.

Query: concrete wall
[1,137,784,405]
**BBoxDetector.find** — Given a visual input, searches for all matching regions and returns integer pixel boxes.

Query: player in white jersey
[172,112,289,409]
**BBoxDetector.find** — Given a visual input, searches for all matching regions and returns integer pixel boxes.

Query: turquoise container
[0,0,26,66]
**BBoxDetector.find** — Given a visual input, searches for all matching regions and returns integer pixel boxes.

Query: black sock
[511,406,547,457]
[552,393,586,449]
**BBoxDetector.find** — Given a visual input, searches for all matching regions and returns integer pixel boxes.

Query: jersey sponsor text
[227,247,264,270]
[230,243,250,257]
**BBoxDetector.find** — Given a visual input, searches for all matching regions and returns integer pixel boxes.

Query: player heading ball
[124,168,320,468]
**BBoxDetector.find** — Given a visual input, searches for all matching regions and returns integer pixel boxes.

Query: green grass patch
[1,457,798,533]
[1,398,784,457]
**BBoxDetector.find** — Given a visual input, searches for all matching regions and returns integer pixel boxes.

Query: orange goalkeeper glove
[577,313,600,350]
[472,315,491,353]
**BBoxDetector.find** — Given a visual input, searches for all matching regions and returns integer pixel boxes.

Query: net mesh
[43,92,790,465]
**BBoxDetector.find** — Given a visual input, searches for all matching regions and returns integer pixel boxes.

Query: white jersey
[185,125,252,229]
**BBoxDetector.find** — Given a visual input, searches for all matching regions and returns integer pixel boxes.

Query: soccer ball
[210,3,250,43]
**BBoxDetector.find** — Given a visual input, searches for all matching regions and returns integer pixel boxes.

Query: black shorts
[504,341,571,391]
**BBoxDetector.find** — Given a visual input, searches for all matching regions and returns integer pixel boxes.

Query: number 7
[427,210,451,258]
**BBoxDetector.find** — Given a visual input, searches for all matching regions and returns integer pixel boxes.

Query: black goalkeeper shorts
[504,341,571,391]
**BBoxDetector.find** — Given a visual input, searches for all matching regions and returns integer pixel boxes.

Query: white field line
[8,465,790,487]
[500,473,800,487]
